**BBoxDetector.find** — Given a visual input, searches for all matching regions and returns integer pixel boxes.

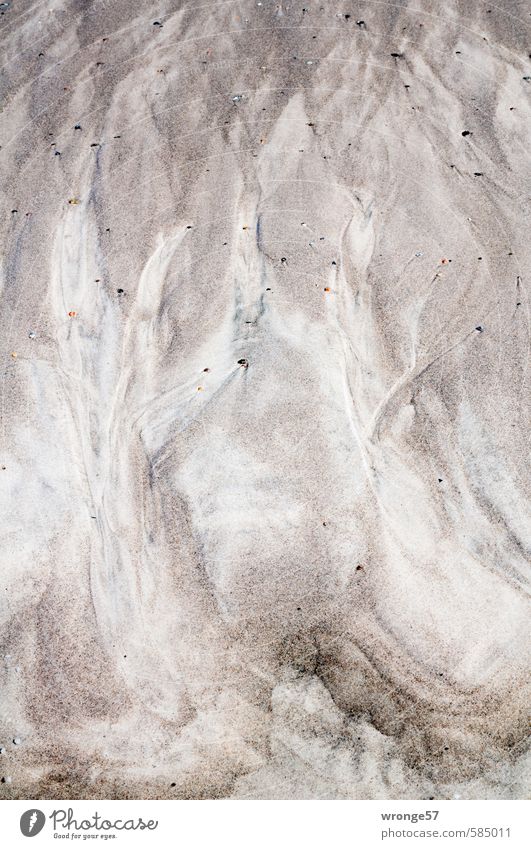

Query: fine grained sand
[0,0,530,800]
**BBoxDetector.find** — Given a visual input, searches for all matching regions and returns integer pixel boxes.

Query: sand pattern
[0,0,530,799]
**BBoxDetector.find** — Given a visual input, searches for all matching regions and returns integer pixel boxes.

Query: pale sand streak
[0,0,530,799]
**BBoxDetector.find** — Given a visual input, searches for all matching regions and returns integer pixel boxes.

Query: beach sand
[0,0,530,799]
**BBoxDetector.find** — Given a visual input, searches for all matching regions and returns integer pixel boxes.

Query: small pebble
[13,737,21,745]
[28,331,36,339]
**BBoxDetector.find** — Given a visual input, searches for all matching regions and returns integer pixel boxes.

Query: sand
[0,0,530,799]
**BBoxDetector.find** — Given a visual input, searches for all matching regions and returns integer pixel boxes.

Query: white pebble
[13,737,21,746]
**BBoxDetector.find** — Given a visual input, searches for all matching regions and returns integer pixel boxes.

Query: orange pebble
[68,311,77,317]
[324,287,331,293]
[441,258,449,264]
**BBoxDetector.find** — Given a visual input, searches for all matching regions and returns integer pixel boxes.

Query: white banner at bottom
[0,799,528,849]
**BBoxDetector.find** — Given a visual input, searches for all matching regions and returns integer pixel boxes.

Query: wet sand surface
[0,0,530,799]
